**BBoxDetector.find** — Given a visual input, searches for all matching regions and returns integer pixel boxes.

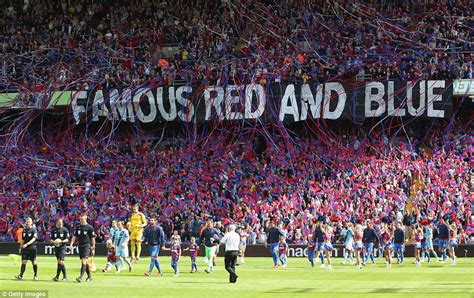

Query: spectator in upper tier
[0,0,472,101]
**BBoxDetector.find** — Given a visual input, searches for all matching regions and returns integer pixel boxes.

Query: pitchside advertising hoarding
[0,243,472,257]
[2,79,468,123]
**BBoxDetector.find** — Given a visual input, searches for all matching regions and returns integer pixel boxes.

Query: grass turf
[0,256,473,297]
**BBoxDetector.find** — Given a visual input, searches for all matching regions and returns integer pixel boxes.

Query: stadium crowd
[0,123,472,246]
[0,0,472,253]
[1,0,472,95]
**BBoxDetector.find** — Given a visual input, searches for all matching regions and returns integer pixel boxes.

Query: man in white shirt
[220,225,241,283]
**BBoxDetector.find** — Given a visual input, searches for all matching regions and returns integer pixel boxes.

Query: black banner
[1,243,472,258]
[71,80,453,124]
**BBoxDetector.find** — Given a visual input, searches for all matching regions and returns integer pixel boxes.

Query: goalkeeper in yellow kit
[129,204,147,263]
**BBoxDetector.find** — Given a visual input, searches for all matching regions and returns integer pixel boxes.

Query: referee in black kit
[70,214,96,283]
[220,224,241,283]
[50,218,70,281]
[15,218,38,280]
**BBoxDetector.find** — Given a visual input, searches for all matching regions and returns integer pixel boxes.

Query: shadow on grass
[0,278,80,283]
[173,281,228,284]
[1,278,24,281]
[264,288,317,293]
[371,288,401,293]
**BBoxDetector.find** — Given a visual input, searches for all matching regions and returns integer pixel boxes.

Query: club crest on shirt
[78,230,81,235]
[28,233,31,237]
[60,233,64,237]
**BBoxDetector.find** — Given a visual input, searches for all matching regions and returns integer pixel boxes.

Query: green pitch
[1,256,473,297]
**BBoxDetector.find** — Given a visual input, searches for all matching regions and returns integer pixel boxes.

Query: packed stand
[0,123,472,246]
[1,0,472,95]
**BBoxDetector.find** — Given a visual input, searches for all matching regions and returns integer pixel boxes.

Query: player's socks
[309,258,314,267]
[442,252,447,261]
[136,242,142,261]
[85,264,91,279]
[33,264,38,277]
[130,241,136,262]
[20,264,26,277]
[79,264,86,278]
[62,264,67,278]
[205,258,212,272]
[116,259,123,270]
[56,264,61,278]
[124,258,132,271]
[319,253,324,264]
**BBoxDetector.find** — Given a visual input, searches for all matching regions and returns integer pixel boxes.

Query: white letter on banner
[387,81,405,116]
[427,80,445,118]
[407,80,426,116]
[364,82,386,117]
[323,82,346,119]
[118,88,135,122]
[92,90,109,121]
[245,84,266,119]
[300,83,323,120]
[110,89,134,122]
[71,91,86,124]
[109,89,120,121]
[133,88,157,123]
[279,84,299,122]
[157,87,177,121]
[176,86,194,122]
[204,86,225,120]
[225,85,244,120]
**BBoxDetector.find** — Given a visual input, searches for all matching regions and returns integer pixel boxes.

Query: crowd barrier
[1,243,473,258]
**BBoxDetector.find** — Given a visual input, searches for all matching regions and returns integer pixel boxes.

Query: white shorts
[345,241,353,250]
[425,239,434,249]
[116,245,129,257]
